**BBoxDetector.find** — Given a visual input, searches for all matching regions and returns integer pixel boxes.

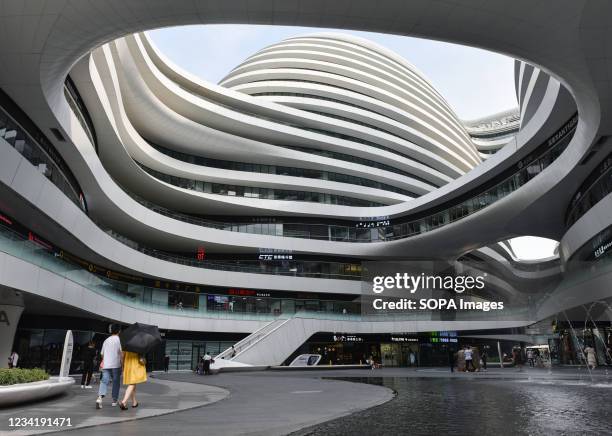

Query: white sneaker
[96,397,103,410]
[111,402,118,407]
[85,385,93,389]
[80,385,84,389]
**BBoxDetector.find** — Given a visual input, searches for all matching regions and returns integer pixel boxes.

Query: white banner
[59,330,74,379]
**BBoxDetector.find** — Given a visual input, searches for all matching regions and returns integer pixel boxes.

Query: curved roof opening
[509,236,559,261]
[147,24,517,121]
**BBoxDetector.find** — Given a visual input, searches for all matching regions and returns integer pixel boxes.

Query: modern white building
[1,1,611,370]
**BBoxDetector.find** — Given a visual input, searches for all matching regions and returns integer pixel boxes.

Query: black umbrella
[119,323,162,354]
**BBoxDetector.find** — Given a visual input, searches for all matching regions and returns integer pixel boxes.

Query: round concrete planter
[0,377,74,407]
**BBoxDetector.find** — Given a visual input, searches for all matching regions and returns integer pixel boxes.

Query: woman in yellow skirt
[119,351,147,410]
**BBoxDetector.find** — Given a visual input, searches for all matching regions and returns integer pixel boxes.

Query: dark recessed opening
[50,127,65,142]
[579,135,609,166]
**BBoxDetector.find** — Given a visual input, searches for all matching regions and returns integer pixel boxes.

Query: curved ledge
[0,377,74,408]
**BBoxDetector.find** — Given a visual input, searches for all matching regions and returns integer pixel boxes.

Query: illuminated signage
[333,334,363,342]
[432,331,458,337]
[228,288,256,296]
[258,254,293,260]
[430,337,458,343]
[356,220,390,228]
[391,337,418,342]
[592,228,612,259]
[258,247,293,253]
[426,331,458,343]
[0,214,12,225]
[594,241,612,259]
[28,231,52,250]
[196,246,205,261]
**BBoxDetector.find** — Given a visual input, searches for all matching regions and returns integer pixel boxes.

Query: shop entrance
[380,343,420,367]
[191,343,205,370]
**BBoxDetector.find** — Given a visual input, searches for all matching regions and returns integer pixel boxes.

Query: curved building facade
[1,0,611,370]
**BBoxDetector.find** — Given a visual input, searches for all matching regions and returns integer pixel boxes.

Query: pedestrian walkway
[47,371,394,436]
[2,367,609,436]
[0,376,228,435]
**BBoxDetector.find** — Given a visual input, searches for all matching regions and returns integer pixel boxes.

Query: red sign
[228,288,256,296]
[28,232,52,250]
[0,214,12,225]
[196,246,205,261]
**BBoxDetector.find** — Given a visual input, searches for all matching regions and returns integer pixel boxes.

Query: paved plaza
[2,367,612,435]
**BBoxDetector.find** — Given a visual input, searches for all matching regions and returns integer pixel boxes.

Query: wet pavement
[40,371,393,436]
[295,376,612,435]
[0,377,229,435]
[4,368,612,435]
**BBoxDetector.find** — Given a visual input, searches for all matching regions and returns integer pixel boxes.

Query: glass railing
[566,151,612,228]
[140,247,362,280]
[0,225,539,323]
[148,140,422,197]
[174,79,440,173]
[10,86,577,251]
[123,114,578,244]
[281,144,441,186]
[0,224,361,319]
[0,99,86,212]
[139,163,387,207]
[99,226,362,280]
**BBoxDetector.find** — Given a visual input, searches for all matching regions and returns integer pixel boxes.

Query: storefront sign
[333,335,363,342]
[258,254,293,260]
[391,337,418,342]
[356,217,390,228]
[424,331,458,343]
[27,231,52,249]
[228,288,257,296]
[593,237,612,259]
[0,213,12,225]
[547,114,578,147]
[258,247,293,253]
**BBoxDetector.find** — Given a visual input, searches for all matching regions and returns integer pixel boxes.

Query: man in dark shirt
[81,341,96,388]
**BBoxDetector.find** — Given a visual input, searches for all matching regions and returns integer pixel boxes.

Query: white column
[0,288,24,368]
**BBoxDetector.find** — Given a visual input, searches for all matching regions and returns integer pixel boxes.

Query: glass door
[191,343,204,371]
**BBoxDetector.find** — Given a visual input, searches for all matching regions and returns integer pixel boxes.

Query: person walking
[163,355,170,372]
[448,349,456,373]
[480,349,488,371]
[96,324,122,409]
[230,346,236,359]
[513,347,524,371]
[368,355,375,370]
[527,348,534,367]
[81,340,96,389]
[584,345,597,369]
[118,351,147,410]
[464,346,474,372]
[203,351,212,375]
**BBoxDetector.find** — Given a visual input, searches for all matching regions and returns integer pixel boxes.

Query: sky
[147,24,518,121]
[147,25,554,259]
